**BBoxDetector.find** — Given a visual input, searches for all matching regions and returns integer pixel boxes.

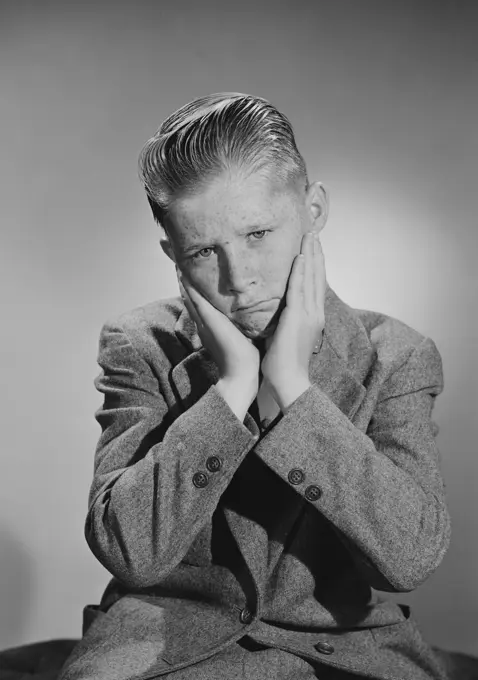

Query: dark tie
[248,397,261,428]
[248,337,271,430]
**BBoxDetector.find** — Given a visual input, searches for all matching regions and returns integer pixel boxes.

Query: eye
[192,247,214,260]
[190,230,270,261]
[250,230,268,240]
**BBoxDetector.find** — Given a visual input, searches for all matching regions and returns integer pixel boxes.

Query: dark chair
[0,638,478,679]
[0,639,77,680]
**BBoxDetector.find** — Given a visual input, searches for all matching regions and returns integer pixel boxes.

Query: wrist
[219,373,258,394]
[269,377,312,413]
[217,376,259,421]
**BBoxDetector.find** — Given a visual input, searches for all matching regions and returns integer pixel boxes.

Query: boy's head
[139,93,328,340]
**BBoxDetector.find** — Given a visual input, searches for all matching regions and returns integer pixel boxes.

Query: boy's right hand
[178,274,261,389]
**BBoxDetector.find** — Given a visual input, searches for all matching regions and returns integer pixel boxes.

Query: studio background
[1,0,476,657]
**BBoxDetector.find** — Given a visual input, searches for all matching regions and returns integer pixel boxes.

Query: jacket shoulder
[356,306,426,349]
[98,296,184,363]
[352,305,439,376]
[104,296,182,335]
[358,308,444,404]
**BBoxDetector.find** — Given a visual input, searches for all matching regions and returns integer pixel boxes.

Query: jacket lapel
[308,285,375,421]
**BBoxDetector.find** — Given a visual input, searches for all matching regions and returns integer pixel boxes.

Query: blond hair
[138,92,308,235]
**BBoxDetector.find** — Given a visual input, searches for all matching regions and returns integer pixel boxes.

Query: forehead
[168,171,300,240]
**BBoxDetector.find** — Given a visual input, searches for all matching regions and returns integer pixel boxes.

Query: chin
[234,315,277,341]
[243,328,274,341]
[231,297,283,339]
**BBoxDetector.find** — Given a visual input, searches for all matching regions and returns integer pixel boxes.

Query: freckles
[193,270,215,294]
[263,264,276,280]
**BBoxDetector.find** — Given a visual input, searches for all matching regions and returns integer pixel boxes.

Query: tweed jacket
[58,284,451,680]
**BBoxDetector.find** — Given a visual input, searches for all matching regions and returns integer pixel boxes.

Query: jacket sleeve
[256,336,451,592]
[85,321,258,589]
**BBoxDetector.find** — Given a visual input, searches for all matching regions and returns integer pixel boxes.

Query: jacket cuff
[169,382,260,489]
[256,382,363,507]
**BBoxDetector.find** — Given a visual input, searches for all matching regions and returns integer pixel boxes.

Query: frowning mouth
[236,300,274,312]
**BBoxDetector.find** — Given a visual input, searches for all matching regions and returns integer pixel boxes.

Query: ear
[160,236,176,263]
[306,181,329,234]
[160,236,184,287]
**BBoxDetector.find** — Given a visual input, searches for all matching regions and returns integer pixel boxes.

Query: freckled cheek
[183,251,293,301]
[184,269,229,311]
[264,253,295,289]
[188,269,215,296]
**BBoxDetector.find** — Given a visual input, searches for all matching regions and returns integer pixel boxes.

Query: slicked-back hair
[138,92,309,237]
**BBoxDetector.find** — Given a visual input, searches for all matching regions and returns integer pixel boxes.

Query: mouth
[236,300,274,312]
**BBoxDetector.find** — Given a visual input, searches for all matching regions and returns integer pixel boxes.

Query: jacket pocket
[60,597,172,680]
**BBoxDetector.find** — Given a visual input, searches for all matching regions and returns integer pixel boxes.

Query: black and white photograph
[0,1,477,679]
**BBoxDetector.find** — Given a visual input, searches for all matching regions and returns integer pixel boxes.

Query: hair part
[138,93,309,238]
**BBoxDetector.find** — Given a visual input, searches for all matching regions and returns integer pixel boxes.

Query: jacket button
[314,641,335,655]
[304,484,322,502]
[239,607,253,624]
[192,471,209,488]
[206,455,222,472]
[288,468,305,485]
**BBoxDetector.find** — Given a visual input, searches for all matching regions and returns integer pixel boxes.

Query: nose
[220,248,258,294]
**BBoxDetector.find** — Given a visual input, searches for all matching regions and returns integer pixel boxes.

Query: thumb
[179,277,199,322]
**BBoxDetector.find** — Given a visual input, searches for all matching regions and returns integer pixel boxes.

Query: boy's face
[161,169,326,341]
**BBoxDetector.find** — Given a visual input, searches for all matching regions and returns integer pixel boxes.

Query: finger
[179,277,204,327]
[286,253,304,307]
[180,275,200,307]
[178,276,189,302]
[304,233,315,311]
[182,277,221,332]
[300,232,308,256]
[314,236,326,303]
[312,235,319,305]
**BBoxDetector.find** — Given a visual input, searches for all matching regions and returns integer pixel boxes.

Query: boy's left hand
[261,230,326,405]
